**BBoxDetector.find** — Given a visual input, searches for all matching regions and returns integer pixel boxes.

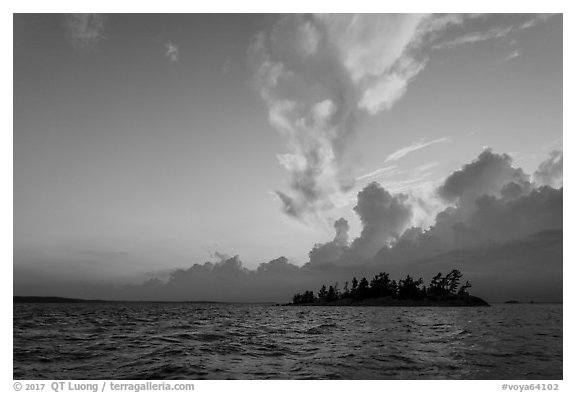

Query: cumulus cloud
[284,149,559,269]
[14,150,562,303]
[253,14,550,221]
[308,218,350,266]
[437,149,532,212]
[533,150,563,188]
[349,182,413,258]
[333,217,350,246]
[251,14,433,220]
[64,14,107,51]
[164,42,179,63]
[466,186,562,241]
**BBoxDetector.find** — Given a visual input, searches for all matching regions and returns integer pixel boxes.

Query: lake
[13,302,562,379]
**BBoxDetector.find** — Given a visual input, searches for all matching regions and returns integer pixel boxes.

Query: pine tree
[293,293,302,304]
[343,281,350,298]
[429,272,444,295]
[446,269,463,294]
[351,277,359,297]
[458,281,472,295]
[358,277,370,299]
[327,285,336,301]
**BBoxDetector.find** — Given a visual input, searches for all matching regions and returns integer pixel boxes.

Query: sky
[13,13,563,301]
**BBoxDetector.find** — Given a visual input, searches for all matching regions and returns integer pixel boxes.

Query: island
[13,296,109,303]
[290,269,489,307]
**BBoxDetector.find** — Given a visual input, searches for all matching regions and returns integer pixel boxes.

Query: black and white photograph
[11,8,566,385]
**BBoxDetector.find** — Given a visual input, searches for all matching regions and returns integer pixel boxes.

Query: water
[13,303,562,379]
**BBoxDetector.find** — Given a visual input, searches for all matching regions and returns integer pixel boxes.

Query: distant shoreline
[13,296,109,303]
[12,296,250,304]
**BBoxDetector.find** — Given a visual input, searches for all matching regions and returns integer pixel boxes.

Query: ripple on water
[13,303,562,379]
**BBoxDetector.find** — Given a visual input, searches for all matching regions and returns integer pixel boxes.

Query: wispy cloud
[355,161,440,196]
[385,137,450,163]
[251,14,553,222]
[164,42,179,63]
[519,14,555,29]
[435,14,556,50]
[356,165,399,181]
[413,161,439,174]
[434,26,514,49]
[252,14,435,220]
[500,50,521,63]
[64,14,106,51]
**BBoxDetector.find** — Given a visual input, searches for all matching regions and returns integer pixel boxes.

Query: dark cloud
[437,149,532,210]
[466,186,562,242]
[333,218,350,246]
[397,229,562,302]
[349,182,412,258]
[308,218,350,266]
[14,150,562,303]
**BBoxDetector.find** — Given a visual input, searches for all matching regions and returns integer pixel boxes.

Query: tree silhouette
[429,272,444,295]
[292,290,316,304]
[446,269,463,294]
[458,281,472,295]
[293,293,302,304]
[291,269,474,304]
[370,272,393,297]
[333,282,340,299]
[327,285,337,301]
[398,275,424,299]
[342,281,350,299]
[357,277,370,299]
[390,280,398,297]
[351,277,358,297]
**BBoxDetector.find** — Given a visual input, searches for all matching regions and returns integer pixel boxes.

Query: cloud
[434,26,514,49]
[395,229,562,302]
[349,182,413,259]
[252,14,550,221]
[164,42,179,63]
[356,165,398,181]
[437,148,532,211]
[533,150,563,188]
[14,150,563,303]
[333,217,350,246]
[385,137,450,162]
[64,14,107,51]
[500,50,520,63]
[251,14,432,221]
[519,14,556,30]
[434,14,557,50]
[307,217,351,266]
[466,186,562,242]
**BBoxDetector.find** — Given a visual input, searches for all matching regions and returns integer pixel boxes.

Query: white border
[4,2,572,391]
